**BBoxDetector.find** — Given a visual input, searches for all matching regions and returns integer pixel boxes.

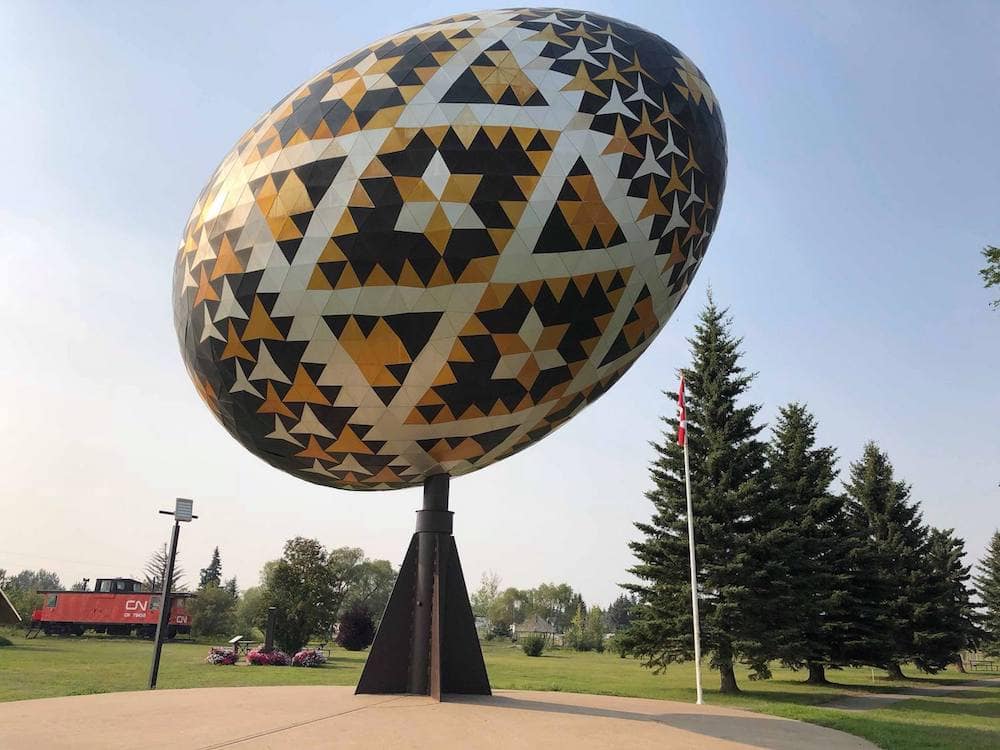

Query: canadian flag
[677,375,687,447]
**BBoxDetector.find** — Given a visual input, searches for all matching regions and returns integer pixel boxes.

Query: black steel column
[409,473,451,696]
[356,473,490,699]
[264,607,277,652]
[148,520,180,690]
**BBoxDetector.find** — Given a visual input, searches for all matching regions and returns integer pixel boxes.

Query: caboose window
[99,580,112,593]
[46,594,58,608]
[150,596,161,611]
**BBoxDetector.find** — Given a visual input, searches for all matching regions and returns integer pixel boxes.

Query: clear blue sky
[1,1,997,606]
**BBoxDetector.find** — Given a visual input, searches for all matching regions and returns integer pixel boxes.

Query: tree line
[620,294,993,693]
[0,540,396,655]
[469,573,636,652]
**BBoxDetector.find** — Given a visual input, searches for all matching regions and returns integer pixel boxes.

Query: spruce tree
[981,245,1000,309]
[624,296,778,693]
[199,547,223,589]
[973,530,1000,656]
[910,528,980,671]
[843,442,927,678]
[767,403,858,684]
[607,594,636,630]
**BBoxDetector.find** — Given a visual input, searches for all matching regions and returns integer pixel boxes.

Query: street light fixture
[148,498,197,689]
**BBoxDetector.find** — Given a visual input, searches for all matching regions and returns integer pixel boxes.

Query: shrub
[490,621,512,640]
[292,648,327,668]
[271,650,292,665]
[564,604,606,652]
[606,630,633,658]
[246,649,267,665]
[336,606,375,651]
[247,648,291,666]
[521,634,545,657]
[205,647,237,665]
[0,634,13,648]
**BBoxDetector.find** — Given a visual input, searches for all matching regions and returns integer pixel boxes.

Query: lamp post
[148,498,196,690]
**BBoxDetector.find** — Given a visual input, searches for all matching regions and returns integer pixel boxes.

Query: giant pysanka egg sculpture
[173,8,726,491]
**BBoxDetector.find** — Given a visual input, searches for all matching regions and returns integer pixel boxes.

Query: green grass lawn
[1,630,997,750]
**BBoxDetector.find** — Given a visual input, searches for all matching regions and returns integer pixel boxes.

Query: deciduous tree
[235,585,267,638]
[0,569,61,620]
[471,571,502,619]
[340,558,396,625]
[533,582,579,632]
[263,538,340,653]
[188,583,238,638]
[564,602,588,650]
[487,587,533,630]
[585,605,607,652]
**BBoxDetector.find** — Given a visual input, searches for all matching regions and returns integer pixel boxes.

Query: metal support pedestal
[356,474,491,700]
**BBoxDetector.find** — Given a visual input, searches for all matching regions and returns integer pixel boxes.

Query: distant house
[512,614,557,643]
[0,588,21,626]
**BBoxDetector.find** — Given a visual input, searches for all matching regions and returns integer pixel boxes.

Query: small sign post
[148,498,196,690]
[174,498,194,522]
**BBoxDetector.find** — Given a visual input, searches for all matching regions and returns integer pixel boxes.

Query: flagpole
[680,377,704,705]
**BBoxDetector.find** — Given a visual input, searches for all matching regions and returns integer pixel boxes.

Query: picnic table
[215,637,332,659]
[227,635,255,656]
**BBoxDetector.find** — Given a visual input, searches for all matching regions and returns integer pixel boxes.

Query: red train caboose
[29,578,193,638]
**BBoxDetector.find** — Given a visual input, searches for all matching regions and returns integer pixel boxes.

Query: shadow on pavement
[450,693,860,750]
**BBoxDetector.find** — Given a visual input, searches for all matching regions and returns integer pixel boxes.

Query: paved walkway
[822,676,1000,711]
[0,686,875,749]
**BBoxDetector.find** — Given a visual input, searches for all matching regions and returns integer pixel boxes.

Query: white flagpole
[681,387,704,706]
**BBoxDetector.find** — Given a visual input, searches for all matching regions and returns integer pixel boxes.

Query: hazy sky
[1,1,997,607]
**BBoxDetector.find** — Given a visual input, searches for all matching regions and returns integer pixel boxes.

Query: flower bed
[206,647,237,665]
[247,648,291,666]
[292,648,327,668]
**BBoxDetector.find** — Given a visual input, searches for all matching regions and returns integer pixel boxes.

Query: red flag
[677,375,687,446]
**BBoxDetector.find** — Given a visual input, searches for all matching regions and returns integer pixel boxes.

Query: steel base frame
[355,474,491,699]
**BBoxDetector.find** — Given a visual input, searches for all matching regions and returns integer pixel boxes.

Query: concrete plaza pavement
[0,685,875,749]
